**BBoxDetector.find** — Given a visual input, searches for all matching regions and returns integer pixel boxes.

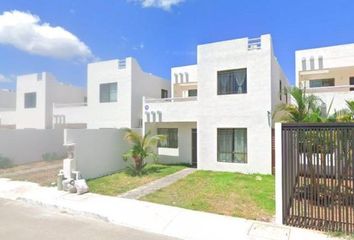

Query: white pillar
[275,122,283,225]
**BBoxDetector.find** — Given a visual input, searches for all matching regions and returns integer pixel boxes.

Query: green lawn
[141,171,275,221]
[87,164,187,196]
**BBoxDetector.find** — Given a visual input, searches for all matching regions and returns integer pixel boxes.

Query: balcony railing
[145,96,197,104]
[302,85,354,93]
[53,102,87,108]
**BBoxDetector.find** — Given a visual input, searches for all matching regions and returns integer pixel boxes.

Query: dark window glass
[24,92,36,108]
[318,56,323,69]
[279,80,282,101]
[350,77,354,91]
[100,83,117,103]
[309,79,335,88]
[217,69,247,95]
[217,128,247,163]
[302,58,307,71]
[161,89,168,98]
[188,89,198,97]
[157,128,178,148]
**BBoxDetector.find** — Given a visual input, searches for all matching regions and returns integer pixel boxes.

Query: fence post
[275,122,283,225]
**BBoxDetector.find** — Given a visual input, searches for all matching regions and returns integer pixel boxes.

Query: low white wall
[64,128,141,179]
[0,129,65,165]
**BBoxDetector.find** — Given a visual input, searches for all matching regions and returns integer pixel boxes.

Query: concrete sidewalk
[0,178,335,240]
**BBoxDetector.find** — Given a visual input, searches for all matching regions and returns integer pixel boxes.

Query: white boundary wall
[64,128,140,179]
[0,129,65,165]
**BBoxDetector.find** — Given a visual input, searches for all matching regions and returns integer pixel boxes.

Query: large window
[24,92,36,109]
[217,68,247,95]
[100,83,117,103]
[188,89,198,97]
[217,128,247,163]
[309,78,334,88]
[157,128,178,148]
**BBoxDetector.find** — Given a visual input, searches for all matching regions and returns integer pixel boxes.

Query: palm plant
[334,100,354,122]
[122,129,166,176]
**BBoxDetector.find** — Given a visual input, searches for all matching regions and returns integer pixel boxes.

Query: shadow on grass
[125,163,191,177]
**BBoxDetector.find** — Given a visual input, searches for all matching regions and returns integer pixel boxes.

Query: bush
[0,155,14,169]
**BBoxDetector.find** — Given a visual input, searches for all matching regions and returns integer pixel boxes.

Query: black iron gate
[282,123,354,234]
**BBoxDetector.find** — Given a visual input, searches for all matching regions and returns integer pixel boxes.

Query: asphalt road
[0,198,180,240]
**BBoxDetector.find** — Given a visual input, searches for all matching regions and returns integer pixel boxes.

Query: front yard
[141,171,275,221]
[87,163,187,196]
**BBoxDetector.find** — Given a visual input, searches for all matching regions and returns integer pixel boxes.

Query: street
[0,198,180,240]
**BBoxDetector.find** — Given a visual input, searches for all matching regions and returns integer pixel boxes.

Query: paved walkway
[0,178,336,240]
[119,168,197,199]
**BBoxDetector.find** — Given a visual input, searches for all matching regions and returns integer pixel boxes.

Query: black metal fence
[282,123,354,234]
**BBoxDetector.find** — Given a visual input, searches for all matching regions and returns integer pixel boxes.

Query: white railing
[145,96,198,104]
[248,37,261,50]
[53,102,87,108]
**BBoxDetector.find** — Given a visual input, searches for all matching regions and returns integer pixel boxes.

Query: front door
[191,128,197,167]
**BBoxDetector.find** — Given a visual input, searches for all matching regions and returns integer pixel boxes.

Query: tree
[122,129,166,176]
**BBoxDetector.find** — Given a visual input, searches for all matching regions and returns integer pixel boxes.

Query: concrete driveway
[0,198,180,240]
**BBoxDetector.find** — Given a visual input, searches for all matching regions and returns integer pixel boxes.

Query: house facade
[53,57,170,129]
[143,34,289,174]
[296,43,354,113]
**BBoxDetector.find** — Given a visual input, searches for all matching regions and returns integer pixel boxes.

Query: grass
[141,170,275,221]
[87,163,187,196]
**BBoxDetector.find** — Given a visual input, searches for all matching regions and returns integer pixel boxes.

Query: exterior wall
[312,91,354,113]
[146,122,195,165]
[0,129,65,165]
[197,35,274,174]
[53,105,88,128]
[64,129,138,179]
[0,89,16,109]
[171,65,198,98]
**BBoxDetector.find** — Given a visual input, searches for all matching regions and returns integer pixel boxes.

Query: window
[309,79,335,88]
[100,83,117,103]
[301,58,307,71]
[279,80,282,101]
[318,56,323,69]
[310,57,315,70]
[161,89,168,98]
[350,77,354,91]
[217,68,247,95]
[157,128,178,148]
[24,92,36,108]
[217,128,247,163]
[188,89,198,97]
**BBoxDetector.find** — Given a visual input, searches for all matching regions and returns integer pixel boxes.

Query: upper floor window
[188,89,198,97]
[301,58,307,71]
[279,80,282,101]
[24,92,37,109]
[318,56,323,69]
[100,82,117,103]
[350,77,354,91]
[217,128,247,163]
[157,128,178,148]
[310,57,315,70]
[161,89,168,98]
[217,68,247,95]
[309,78,335,88]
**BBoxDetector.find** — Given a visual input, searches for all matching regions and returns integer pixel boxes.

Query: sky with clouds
[1,0,354,89]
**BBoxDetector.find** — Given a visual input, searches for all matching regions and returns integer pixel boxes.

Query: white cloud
[132,0,184,10]
[0,10,94,60]
[0,74,14,83]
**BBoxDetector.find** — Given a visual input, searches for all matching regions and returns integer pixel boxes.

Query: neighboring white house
[0,89,16,128]
[0,72,86,129]
[296,43,354,113]
[143,34,289,174]
[53,57,170,129]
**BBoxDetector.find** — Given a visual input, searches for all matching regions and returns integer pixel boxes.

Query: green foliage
[122,129,166,176]
[0,155,14,169]
[334,100,354,122]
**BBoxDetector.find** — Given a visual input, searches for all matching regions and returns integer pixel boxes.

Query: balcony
[143,97,198,123]
[303,85,354,94]
[53,102,88,127]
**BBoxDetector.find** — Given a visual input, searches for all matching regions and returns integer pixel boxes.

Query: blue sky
[1,0,354,89]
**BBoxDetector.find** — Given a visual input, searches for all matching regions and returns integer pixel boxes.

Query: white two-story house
[143,34,289,174]
[296,43,354,113]
[53,57,170,129]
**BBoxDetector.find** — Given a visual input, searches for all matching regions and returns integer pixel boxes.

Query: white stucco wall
[0,129,65,165]
[64,128,140,179]
[0,90,16,109]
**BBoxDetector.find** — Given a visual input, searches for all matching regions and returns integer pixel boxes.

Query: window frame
[157,128,178,149]
[217,68,247,95]
[309,78,335,88]
[217,128,248,164]
[99,82,117,103]
[24,92,37,109]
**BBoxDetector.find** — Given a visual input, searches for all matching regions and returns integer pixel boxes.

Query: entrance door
[191,128,197,167]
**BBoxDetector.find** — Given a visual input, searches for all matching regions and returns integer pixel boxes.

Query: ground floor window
[157,128,178,148]
[217,128,247,163]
